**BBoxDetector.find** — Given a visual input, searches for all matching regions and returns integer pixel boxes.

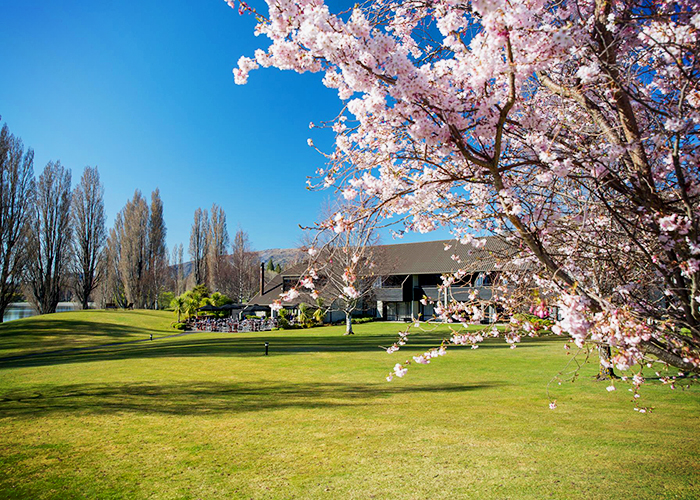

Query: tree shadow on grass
[0,333,565,370]
[0,380,503,418]
[0,318,167,355]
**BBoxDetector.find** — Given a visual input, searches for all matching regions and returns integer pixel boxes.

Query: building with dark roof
[250,237,518,323]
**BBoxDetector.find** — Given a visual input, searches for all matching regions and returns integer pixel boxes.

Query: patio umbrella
[197,304,221,312]
[220,303,243,317]
[220,303,244,310]
[242,304,271,316]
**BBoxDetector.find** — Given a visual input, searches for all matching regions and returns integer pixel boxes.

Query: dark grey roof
[370,237,518,275]
[250,272,290,306]
[250,236,520,306]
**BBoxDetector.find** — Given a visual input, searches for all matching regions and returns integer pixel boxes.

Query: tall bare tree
[71,166,106,309]
[189,207,209,286]
[230,228,259,303]
[207,203,229,292]
[116,191,149,308]
[102,224,127,308]
[26,161,72,314]
[147,189,167,308]
[172,243,185,295]
[0,123,34,322]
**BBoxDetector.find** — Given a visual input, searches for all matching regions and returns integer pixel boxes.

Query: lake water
[3,302,84,322]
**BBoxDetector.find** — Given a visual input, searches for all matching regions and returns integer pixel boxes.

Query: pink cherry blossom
[393,363,408,378]
[230,0,700,399]
[281,288,300,301]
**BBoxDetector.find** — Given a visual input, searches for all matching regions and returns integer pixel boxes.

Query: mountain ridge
[175,247,304,278]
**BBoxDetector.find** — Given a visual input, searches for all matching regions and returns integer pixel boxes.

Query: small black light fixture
[264,341,269,356]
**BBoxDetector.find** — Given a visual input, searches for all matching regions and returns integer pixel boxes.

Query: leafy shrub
[159,291,175,310]
[191,284,211,298]
[211,291,233,307]
[352,316,376,324]
[512,313,554,333]
[298,303,318,328]
[172,322,186,330]
[278,317,300,329]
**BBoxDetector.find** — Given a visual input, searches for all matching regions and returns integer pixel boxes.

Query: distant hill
[175,247,304,279]
[257,248,304,269]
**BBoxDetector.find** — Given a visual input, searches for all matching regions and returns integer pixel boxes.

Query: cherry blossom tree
[230,0,700,389]
[298,202,381,335]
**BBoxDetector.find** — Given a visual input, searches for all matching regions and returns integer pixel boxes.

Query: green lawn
[0,312,698,499]
[0,309,178,358]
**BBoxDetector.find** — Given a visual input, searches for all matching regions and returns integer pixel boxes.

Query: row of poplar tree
[0,120,263,321]
[0,121,109,320]
[179,207,262,304]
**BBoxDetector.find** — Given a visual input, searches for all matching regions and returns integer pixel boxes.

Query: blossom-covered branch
[229,0,700,384]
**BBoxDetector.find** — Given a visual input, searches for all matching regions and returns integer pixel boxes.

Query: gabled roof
[250,236,520,306]
[253,273,285,306]
[369,237,517,275]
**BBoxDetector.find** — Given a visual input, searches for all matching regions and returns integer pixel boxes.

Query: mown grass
[0,310,178,358]
[0,312,698,499]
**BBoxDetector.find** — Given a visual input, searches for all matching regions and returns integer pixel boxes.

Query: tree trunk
[596,345,616,380]
[643,341,700,374]
[344,313,354,335]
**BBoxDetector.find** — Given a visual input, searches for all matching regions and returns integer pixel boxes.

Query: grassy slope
[0,314,698,499]
[0,310,177,358]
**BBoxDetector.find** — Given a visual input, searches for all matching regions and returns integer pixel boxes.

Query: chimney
[260,262,265,297]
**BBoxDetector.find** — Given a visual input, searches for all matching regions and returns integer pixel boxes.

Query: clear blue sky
[0,0,449,254]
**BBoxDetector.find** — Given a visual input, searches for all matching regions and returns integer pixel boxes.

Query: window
[474,272,499,287]
[283,277,299,292]
[418,274,441,287]
[385,301,411,321]
[377,275,408,288]
[455,273,478,287]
